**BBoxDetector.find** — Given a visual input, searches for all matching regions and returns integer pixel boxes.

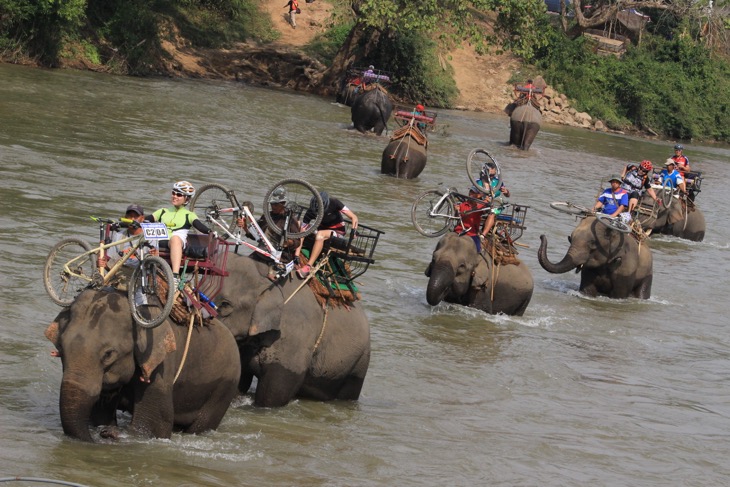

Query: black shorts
[629,190,641,200]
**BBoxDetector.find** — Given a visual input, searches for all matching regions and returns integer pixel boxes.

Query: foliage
[536,28,730,141]
[362,29,459,107]
[305,21,354,65]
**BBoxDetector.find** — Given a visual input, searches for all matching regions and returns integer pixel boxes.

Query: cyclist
[593,175,630,219]
[236,187,303,271]
[146,181,211,287]
[296,191,358,278]
[97,204,149,271]
[659,159,687,196]
[454,186,488,253]
[413,104,427,131]
[620,160,660,214]
[477,163,510,237]
[670,144,691,174]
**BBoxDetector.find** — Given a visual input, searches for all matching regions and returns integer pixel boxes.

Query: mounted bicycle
[549,202,632,234]
[190,178,325,280]
[44,217,176,328]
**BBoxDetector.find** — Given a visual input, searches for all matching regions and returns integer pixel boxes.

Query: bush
[305,21,354,65]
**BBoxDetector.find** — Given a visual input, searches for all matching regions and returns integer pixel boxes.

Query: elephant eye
[101,349,116,367]
[567,236,572,243]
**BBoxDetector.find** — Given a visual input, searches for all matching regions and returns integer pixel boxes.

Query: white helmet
[172,180,195,197]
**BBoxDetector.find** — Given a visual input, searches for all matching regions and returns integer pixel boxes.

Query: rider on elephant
[236,186,303,280]
[660,159,688,196]
[620,160,660,214]
[97,204,147,271]
[454,186,488,253]
[296,191,358,278]
[670,144,691,175]
[593,175,630,220]
[477,163,510,237]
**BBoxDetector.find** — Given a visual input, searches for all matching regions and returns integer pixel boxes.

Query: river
[1,62,729,487]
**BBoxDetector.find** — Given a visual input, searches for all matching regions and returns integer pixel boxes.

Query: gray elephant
[44,288,240,442]
[636,193,705,241]
[351,86,393,135]
[538,216,653,299]
[505,102,541,150]
[380,126,428,178]
[214,253,371,407]
[336,79,360,107]
[425,233,534,316]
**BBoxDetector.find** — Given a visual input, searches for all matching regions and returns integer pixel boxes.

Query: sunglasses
[171,191,186,197]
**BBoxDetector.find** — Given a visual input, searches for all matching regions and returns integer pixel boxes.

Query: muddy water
[1,62,730,486]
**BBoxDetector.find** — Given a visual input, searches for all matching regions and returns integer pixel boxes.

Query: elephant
[505,102,541,150]
[214,253,371,407]
[424,233,534,316]
[336,79,361,107]
[538,216,653,299]
[351,85,393,135]
[636,192,705,241]
[44,288,240,442]
[380,126,428,178]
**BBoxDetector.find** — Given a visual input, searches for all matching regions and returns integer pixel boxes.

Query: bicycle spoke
[466,148,501,196]
[44,238,95,306]
[411,190,455,237]
[190,183,238,239]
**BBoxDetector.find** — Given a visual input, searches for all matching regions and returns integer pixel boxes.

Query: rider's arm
[193,219,210,234]
[342,208,358,230]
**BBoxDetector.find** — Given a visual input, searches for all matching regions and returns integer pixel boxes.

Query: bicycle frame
[205,205,297,278]
[429,188,495,232]
[63,232,148,286]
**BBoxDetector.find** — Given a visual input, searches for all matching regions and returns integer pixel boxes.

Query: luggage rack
[317,223,384,291]
[495,204,528,243]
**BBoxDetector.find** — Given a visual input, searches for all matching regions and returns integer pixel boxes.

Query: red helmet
[640,159,652,172]
[416,104,425,111]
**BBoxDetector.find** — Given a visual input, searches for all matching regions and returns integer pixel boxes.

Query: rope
[173,311,196,384]
[312,306,329,354]
[283,251,332,304]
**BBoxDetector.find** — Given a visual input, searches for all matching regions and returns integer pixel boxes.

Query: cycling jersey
[152,207,198,231]
[621,169,650,193]
[597,188,629,215]
[660,169,685,189]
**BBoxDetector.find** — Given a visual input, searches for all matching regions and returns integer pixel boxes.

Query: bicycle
[189,178,325,279]
[549,202,632,234]
[411,186,495,237]
[466,148,502,198]
[44,217,176,328]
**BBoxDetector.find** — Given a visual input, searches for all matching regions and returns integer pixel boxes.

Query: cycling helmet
[270,187,287,204]
[368,65,374,70]
[674,144,684,150]
[172,180,195,197]
[416,104,425,111]
[310,191,330,213]
[640,160,653,172]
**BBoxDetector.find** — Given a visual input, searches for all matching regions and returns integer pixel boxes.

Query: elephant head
[425,233,481,306]
[538,216,626,274]
[44,289,175,441]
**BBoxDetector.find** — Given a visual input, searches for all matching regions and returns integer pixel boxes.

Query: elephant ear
[133,321,176,382]
[471,254,491,289]
[45,307,71,351]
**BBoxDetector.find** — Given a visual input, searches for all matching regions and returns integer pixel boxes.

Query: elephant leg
[520,122,540,150]
[509,120,524,147]
[130,379,174,439]
[336,352,370,400]
[183,381,238,434]
[254,368,305,407]
[632,275,653,299]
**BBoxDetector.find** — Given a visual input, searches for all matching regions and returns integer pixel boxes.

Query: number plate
[141,222,170,240]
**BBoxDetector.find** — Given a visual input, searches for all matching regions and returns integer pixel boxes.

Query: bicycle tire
[411,190,456,237]
[128,256,175,329]
[190,183,239,239]
[44,238,95,306]
[595,213,632,234]
[550,202,592,216]
[263,178,323,239]
[660,179,674,208]
[466,149,501,197]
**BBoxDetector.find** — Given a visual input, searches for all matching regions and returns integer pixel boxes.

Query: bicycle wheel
[44,238,95,306]
[595,213,632,234]
[550,202,592,216]
[263,178,323,239]
[466,149,501,196]
[190,183,239,238]
[660,179,674,208]
[411,190,456,237]
[128,256,175,329]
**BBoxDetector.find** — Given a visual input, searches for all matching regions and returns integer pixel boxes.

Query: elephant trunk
[538,235,577,274]
[426,263,454,305]
[60,376,101,442]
